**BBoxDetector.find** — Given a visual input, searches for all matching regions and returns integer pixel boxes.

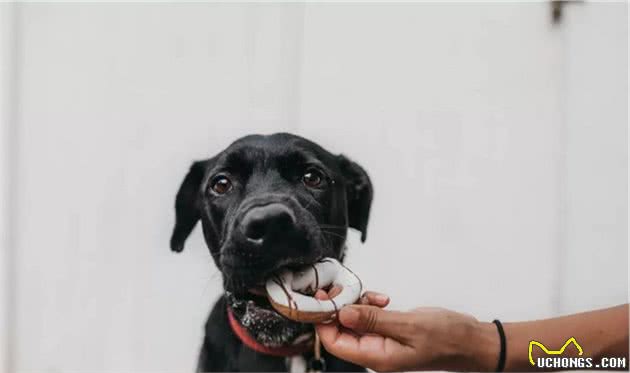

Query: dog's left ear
[170,161,206,252]
[337,155,373,242]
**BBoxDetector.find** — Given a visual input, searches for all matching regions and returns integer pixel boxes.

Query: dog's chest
[287,355,308,373]
[236,347,311,372]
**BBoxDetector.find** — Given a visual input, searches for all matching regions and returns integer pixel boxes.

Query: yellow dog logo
[528,337,584,366]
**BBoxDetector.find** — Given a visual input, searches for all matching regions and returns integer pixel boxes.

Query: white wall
[1,3,626,372]
[559,3,628,314]
[1,3,17,371]
[298,3,566,322]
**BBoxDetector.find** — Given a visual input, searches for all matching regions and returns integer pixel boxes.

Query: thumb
[338,305,414,341]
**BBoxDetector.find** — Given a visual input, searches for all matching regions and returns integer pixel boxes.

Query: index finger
[315,289,389,308]
[359,291,390,307]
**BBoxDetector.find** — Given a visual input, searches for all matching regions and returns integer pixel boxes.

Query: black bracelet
[492,319,507,372]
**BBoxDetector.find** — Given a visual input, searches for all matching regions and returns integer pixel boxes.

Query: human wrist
[458,320,500,372]
[428,316,500,372]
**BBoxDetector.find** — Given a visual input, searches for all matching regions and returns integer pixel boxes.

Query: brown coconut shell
[267,295,337,323]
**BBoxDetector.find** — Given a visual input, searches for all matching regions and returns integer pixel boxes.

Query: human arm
[503,303,628,371]
[315,293,629,372]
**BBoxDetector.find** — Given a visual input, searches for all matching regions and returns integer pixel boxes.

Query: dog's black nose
[241,203,296,242]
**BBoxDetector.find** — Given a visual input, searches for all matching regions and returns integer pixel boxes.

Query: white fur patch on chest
[286,355,307,373]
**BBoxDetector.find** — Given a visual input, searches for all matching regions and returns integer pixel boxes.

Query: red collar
[227,307,313,357]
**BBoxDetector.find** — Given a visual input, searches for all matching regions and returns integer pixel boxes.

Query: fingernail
[339,306,360,328]
[375,294,389,303]
[314,289,327,300]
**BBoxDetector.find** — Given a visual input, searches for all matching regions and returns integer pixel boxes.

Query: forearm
[467,304,629,372]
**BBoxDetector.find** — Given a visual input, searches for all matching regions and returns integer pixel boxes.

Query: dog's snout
[240,203,296,242]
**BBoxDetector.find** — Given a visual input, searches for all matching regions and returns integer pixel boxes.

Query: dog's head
[170,133,372,346]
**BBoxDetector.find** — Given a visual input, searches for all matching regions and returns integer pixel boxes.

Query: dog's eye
[210,175,233,195]
[302,169,323,188]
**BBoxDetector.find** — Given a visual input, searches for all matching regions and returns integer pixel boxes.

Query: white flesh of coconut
[265,258,362,313]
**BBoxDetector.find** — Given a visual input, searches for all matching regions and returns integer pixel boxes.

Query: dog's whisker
[318,224,347,230]
[320,231,333,248]
[321,230,347,240]
[210,270,221,280]
[302,197,316,211]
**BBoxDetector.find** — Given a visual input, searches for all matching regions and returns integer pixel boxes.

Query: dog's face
[170,133,372,345]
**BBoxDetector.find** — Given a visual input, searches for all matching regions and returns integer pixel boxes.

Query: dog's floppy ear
[170,161,206,252]
[337,155,373,242]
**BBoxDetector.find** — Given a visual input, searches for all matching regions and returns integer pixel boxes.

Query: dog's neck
[227,307,313,357]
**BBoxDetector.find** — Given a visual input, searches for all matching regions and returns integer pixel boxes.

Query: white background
[0,2,627,372]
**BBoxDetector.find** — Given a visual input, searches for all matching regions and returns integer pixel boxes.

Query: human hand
[314,290,499,372]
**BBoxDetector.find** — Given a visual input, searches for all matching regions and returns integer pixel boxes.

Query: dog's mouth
[247,286,267,297]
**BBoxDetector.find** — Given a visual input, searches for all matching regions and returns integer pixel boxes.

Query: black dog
[170,133,373,372]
